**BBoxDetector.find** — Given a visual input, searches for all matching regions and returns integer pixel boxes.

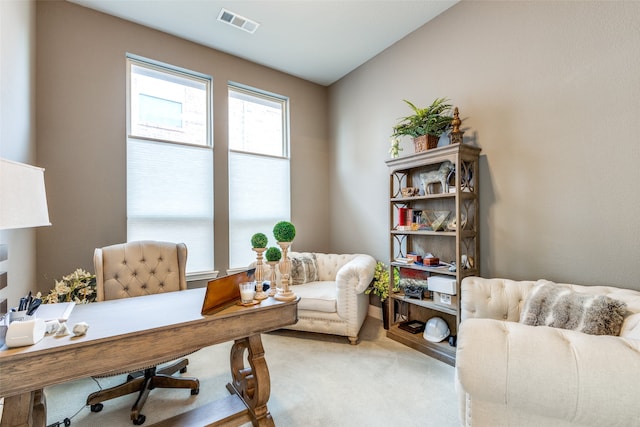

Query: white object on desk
[8,310,33,323]
[5,318,46,348]
[72,322,89,336]
[45,320,61,334]
[239,282,256,304]
[55,323,70,337]
[36,301,75,322]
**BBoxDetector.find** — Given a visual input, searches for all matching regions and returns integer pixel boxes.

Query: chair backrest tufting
[94,240,187,301]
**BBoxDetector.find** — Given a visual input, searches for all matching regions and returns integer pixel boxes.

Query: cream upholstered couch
[267,252,376,345]
[456,277,640,427]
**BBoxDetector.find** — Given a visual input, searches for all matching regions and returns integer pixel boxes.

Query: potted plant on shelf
[365,262,400,329]
[391,97,454,153]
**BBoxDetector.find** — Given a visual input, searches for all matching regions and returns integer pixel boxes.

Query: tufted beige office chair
[86,240,199,425]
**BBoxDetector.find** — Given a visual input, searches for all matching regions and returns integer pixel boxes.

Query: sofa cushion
[290,254,319,285]
[520,281,628,336]
[293,281,336,313]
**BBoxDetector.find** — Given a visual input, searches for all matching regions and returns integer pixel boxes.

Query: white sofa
[456,277,640,427]
[264,252,376,344]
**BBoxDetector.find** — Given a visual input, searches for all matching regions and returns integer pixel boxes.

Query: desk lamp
[0,158,51,321]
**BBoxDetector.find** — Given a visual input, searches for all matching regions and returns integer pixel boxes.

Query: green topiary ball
[265,246,282,262]
[273,221,296,242]
[251,233,268,248]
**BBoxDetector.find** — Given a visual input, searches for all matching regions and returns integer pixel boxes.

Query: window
[228,84,290,270]
[127,56,214,277]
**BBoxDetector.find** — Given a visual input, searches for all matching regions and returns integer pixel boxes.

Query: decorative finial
[449,107,464,145]
[451,107,461,133]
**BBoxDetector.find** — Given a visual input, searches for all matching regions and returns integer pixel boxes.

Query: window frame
[228,82,290,159]
[126,54,215,280]
[227,82,291,271]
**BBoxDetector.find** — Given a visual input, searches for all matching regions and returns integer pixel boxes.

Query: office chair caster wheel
[90,403,103,412]
[133,414,146,425]
[180,366,187,374]
[191,388,199,395]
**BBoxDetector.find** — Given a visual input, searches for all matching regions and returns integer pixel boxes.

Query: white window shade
[228,151,290,269]
[127,140,213,274]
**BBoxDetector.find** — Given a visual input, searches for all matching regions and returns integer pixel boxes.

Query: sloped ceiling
[68,0,458,85]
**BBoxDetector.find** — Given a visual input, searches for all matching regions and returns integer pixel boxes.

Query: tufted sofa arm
[457,276,640,427]
[335,254,377,294]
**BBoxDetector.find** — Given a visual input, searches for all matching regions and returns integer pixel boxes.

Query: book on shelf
[397,207,414,227]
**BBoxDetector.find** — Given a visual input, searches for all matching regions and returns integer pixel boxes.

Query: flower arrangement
[40,268,97,304]
[365,262,400,302]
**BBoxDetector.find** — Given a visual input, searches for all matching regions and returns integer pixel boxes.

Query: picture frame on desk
[201,269,255,315]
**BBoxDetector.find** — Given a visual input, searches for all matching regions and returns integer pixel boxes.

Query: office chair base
[87,358,199,425]
[133,414,146,425]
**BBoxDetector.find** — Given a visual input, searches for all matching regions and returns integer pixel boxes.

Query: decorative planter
[413,135,439,153]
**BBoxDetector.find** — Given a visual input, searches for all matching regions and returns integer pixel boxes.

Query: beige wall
[35,1,329,290]
[0,0,39,308]
[18,0,640,294]
[329,1,640,289]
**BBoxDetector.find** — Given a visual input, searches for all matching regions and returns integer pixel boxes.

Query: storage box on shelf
[386,144,480,366]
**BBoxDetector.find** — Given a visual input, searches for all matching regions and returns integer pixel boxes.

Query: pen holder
[9,310,34,323]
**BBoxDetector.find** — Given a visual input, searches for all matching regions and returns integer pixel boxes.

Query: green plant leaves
[391,97,453,138]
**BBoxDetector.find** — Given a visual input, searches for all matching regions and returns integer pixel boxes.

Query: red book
[398,207,407,226]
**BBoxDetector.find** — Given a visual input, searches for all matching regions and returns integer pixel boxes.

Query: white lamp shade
[0,158,51,230]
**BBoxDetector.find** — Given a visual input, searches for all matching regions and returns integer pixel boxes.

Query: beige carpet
[44,317,459,427]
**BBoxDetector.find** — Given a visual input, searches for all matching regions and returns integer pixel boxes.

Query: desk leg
[226,335,275,427]
[0,390,46,427]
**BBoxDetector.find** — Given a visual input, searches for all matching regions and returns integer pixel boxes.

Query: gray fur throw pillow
[289,254,319,286]
[520,281,628,336]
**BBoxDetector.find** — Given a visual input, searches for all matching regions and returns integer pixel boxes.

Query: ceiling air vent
[217,8,259,34]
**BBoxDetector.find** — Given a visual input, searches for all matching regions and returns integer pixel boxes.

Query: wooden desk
[0,288,298,427]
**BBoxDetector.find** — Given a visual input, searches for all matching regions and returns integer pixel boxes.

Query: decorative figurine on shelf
[419,161,454,194]
[265,246,282,297]
[272,221,297,302]
[250,232,269,300]
[448,107,464,145]
[389,137,402,158]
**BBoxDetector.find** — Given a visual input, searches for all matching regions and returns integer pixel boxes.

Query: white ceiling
[68,0,458,86]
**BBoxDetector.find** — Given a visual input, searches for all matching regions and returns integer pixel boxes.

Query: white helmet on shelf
[423,317,450,343]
